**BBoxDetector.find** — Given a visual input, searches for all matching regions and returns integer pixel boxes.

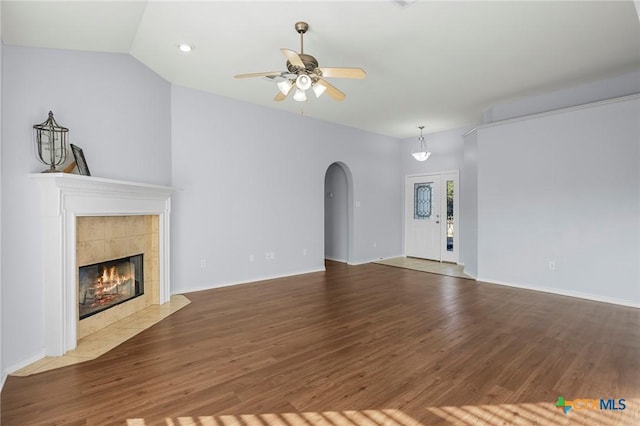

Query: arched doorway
[324,162,354,263]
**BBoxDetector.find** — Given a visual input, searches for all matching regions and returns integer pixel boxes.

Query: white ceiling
[2,1,639,138]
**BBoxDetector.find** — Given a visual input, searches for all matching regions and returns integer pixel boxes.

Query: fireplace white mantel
[31,173,176,356]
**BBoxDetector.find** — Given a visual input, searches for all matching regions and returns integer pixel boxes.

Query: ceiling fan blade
[318,67,366,79]
[274,91,288,102]
[317,78,346,101]
[234,71,282,79]
[281,48,305,69]
[274,82,294,101]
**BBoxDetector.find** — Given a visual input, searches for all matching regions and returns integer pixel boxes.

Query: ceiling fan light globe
[277,80,293,95]
[293,88,307,102]
[312,83,327,98]
[295,74,312,91]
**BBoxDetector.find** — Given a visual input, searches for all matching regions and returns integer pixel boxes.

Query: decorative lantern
[33,111,69,173]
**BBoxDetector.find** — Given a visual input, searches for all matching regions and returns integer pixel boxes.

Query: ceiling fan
[234,21,366,102]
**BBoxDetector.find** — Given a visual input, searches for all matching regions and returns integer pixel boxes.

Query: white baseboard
[325,256,347,263]
[175,267,327,294]
[463,267,477,280]
[477,276,640,309]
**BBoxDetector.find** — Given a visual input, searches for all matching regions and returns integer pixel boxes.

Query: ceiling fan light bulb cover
[277,80,293,95]
[293,88,307,102]
[295,74,312,91]
[312,83,327,98]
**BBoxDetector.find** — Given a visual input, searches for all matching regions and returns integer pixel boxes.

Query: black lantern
[33,111,69,173]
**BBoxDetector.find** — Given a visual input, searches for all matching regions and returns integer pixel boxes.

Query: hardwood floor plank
[2,261,639,425]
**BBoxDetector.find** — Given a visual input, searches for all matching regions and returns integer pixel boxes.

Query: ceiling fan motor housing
[286,53,319,74]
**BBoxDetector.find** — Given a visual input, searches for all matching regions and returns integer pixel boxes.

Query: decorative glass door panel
[414,183,433,219]
[406,176,441,260]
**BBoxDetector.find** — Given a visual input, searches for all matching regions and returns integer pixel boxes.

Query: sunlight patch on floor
[426,399,640,426]
[127,409,423,426]
[126,400,640,426]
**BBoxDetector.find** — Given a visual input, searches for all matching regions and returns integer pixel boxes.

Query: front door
[405,174,441,260]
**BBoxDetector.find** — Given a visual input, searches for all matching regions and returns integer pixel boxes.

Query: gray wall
[1,46,171,372]
[324,163,349,262]
[476,95,640,306]
[170,85,403,293]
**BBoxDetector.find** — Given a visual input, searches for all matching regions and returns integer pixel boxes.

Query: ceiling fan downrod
[295,21,309,54]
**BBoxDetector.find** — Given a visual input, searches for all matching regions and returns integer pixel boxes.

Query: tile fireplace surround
[31,173,176,357]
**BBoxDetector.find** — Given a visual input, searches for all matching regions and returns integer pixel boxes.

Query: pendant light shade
[411,125,431,162]
[412,151,431,161]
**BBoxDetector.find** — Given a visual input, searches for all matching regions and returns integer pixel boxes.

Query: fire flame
[95,266,131,296]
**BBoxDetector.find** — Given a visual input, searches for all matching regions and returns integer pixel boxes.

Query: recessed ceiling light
[178,43,193,53]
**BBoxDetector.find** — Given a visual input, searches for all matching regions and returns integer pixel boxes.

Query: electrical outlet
[200,259,206,268]
[265,252,270,260]
[548,260,556,270]
[249,254,254,262]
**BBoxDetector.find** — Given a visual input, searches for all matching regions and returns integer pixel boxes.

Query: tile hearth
[374,257,473,279]
[12,294,190,376]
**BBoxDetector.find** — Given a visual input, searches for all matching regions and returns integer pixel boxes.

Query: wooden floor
[2,261,639,425]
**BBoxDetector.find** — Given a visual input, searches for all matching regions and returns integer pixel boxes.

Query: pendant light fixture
[411,125,431,161]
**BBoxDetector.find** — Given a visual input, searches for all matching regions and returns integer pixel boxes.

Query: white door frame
[404,170,460,263]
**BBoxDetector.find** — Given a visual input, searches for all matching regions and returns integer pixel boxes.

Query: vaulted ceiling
[2,1,639,138]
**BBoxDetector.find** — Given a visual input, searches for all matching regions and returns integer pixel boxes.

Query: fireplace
[79,254,144,319]
[32,173,174,356]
